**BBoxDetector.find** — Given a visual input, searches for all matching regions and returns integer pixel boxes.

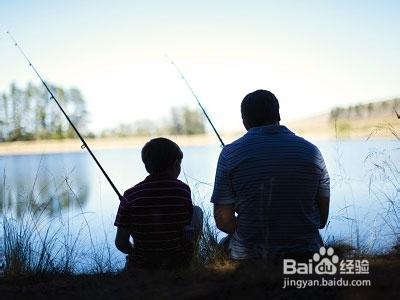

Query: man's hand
[214,204,237,234]
[317,195,330,229]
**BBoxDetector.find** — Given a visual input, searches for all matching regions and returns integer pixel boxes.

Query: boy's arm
[115,227,134,255]
[114,194,134,254]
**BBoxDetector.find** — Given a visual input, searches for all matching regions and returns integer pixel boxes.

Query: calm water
[1,138,399,269]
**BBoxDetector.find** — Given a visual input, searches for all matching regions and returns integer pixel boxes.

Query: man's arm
[115,227,134,255]
[317,195,330,229]
[214,204,236,234]
[315,148,330,229]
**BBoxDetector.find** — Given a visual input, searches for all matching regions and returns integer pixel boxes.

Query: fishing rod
[166,55,225,147]
[7,31,122,199]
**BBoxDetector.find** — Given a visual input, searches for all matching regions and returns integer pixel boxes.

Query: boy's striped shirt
[115,174,193,268]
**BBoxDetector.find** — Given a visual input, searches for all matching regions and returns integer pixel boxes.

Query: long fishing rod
[7,31,122,199]
[166,56,225,147]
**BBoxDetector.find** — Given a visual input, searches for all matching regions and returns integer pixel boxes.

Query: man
[211,90,330,261]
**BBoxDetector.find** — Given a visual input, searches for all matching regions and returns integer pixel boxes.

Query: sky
[1,0,399,133]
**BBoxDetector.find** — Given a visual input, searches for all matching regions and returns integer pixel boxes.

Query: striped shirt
[211,124,330,260]
[114,174,193,268]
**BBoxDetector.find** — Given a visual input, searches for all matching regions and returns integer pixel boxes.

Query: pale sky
[1,0,399,133]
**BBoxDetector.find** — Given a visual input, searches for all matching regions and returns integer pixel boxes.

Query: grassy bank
[0,251,399,299]
[1,203,400,299]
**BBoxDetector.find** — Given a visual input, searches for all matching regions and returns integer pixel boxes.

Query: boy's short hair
[141,138,183,174]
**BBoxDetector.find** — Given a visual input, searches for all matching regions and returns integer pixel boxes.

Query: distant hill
[286,98,400,138]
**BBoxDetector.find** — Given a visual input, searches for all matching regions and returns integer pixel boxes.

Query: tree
[170,106,184,135]
[0,93,9,141]
[367,103,374,117]
[182,106,205,134]
[168,105,205,135]
[0,82,88,141]
[100,105,206,137]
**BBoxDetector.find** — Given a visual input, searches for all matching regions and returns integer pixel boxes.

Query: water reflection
[0,153,89,218]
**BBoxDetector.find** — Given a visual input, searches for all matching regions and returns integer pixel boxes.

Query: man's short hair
[141,138,183,174]
[241,90,281,128]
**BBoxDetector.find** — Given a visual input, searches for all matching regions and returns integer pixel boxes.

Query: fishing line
[6,31,122,199]
[165,55,225,147]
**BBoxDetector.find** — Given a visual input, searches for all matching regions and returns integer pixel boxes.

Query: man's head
[241,90,281,130]
[141,137,183,178]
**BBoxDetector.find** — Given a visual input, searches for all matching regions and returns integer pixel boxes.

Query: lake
[1,137,399,270]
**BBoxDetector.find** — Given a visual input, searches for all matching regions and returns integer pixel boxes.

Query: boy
[114,137,203,269]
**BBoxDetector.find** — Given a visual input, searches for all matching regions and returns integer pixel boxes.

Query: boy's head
[141,137,183,178]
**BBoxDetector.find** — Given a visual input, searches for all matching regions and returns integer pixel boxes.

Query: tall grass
[324,121,400,257]
[2,207,122,278]
[320,121,365,255]
[366,123,400,253]
[1,196,223,277]
[0,160,226,278]
[319,119,400,257]
[190,210,228,269]
[3,216,58,276]
[180,168,229,268]
[0,164,122,278]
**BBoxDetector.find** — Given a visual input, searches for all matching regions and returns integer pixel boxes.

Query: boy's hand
[115,227,134,255]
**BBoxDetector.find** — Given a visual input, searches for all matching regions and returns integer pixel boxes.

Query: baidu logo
[313,246,339,275]
[283,247,340,275]
[282,247,371,288]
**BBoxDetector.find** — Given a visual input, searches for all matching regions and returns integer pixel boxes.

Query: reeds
[0,164,122,278]
[366,123,400,253]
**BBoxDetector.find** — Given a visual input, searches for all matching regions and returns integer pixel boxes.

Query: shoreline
[0,135,230,156]
[0,131,398,156]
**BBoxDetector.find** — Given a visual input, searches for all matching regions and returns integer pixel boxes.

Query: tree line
[0,82,206,142]
[0,82,88,142]
[330,98,400,121]
[100,105,206,137]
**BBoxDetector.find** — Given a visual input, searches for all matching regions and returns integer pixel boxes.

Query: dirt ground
[1,255,399,300]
